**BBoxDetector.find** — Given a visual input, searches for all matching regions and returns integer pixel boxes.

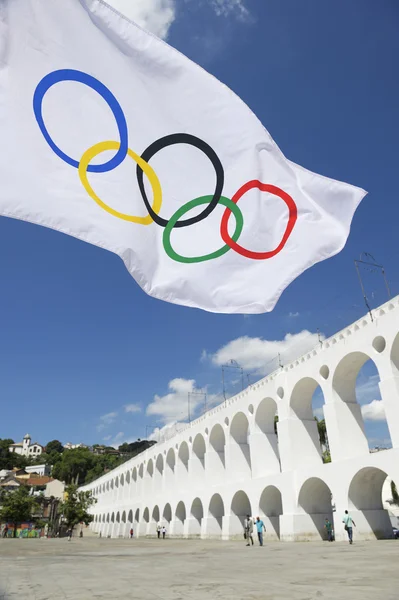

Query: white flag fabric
[0,0,366,313]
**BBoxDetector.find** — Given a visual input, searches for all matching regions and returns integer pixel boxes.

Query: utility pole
[354,253,391,322]
[222,360,244,400]
[187,390,208,422]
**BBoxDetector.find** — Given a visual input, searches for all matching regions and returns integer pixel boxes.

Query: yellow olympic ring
[78,140,162,225]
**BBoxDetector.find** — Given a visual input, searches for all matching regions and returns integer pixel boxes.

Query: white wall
[81,297,399,542]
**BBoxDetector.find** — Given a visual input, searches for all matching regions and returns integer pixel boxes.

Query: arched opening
[166,448,176,474]
[106,513,110,523]
[259,486,283,539]
[208,494,225,536]
[348,467,394,539]
[297,477,333,540]
[190,498,203,536]
[253,398,280,475]
[116,512,120,523]
[210,424,225,465]
[230,413,251,475]
[132,467,137,482]
[192,434,206,468]
[102,514,105,523]
[128,510,133,524]
[175,501,186,535]
[230,490,252,536]
[134,509,140,523]
[126,471,130,485]
[163,503,172,525]
[143,507,150,524]
[289,378,325,466]
[115,476,119,489]
[139,464,144,478]
[111,512,115,523]
[147,459,154,477]
[120,474,124,486]
[156,454,164,475]
[122,511,126,523]
[178,442,189,471]
[333,352,391,457]
[152,505,160,533]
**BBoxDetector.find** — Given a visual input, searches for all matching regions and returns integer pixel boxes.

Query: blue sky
[0,0,398,449]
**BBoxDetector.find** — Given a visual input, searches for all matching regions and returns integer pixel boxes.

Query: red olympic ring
[220,180,298,260]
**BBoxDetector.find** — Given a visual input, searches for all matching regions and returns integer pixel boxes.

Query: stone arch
[120,474,124,486]
[297,477,333,540]
[111,512,115,523]
[143,507,150,523]
[230,490,252,535]
[190,497,203,536]
[126,470,130,484]
[147,459,154,477]
[230,412,251,474]
[163,503,172,524]
[110,480,114,490]
[128,510,133,523]
[348,467,393,538]
[253,398,280,476]
[192,434,206,468]
[178,441,189,470]
[133,467,137,482]
[166,448,176,472]
[209,424,226,470]
[333,351,390,457]
[134,508,140,523]
[121,511,126,523]
[208,493,225,535]
[152,505,160,524]
[259,485,283,539]
[114,476,119,488]
[175,501,186,535]
[102,514,105,523]
[156,454,164,475]
[288,377,326,466]
[106,513,110,523]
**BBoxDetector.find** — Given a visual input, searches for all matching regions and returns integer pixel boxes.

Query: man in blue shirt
[255,517,266,546]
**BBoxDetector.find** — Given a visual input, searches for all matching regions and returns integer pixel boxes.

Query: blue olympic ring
[33,69,128,173]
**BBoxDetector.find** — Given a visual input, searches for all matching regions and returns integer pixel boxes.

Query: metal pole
[354,260,373,321]
[187,393,191,423]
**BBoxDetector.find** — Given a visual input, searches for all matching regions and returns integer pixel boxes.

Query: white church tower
[22,433,31,456]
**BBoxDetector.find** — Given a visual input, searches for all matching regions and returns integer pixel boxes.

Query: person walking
[129,528,134,539]
[67,527,72,541]
[342,510,356,544]
[157,524,161,539]
[324,518,333,542]
[255,517,266,546]
[162,526,166,539]
[244,515,254,546]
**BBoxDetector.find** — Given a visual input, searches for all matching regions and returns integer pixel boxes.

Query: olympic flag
[0,0,366,313]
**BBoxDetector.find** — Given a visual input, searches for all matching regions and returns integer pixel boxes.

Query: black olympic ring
[136,133,224,228]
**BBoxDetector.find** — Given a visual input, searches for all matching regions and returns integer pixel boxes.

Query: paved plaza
[0,537,398,600]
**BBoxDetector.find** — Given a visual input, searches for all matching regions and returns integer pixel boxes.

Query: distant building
[8,434,43,457]
[64,442,87,450]
[25,464,51,477]
[45,479,65,501]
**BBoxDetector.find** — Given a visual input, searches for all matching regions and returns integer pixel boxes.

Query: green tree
[0,486,36,537]
[45,440,64,454]
[52,448,96,484]
[60,485,96,529]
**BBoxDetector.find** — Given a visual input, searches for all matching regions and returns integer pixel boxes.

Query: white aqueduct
[82,297,399,542]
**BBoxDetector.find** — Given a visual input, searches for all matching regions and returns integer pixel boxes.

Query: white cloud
[356,374,380,404]
[210,0,250,20]
[124,403,142,414]
[146,378,207,424]
[149,421,188,442]
[210,330,322,375]
[289,312,299,318]
[313,406,324,420]
[361,400,386,422]
[96,411,118,432]
[107,0,176,39]
[102,435,112,442]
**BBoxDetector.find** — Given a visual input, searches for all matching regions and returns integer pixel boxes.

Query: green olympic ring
[163,196,243,264]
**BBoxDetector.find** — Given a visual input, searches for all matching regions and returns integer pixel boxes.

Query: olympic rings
[33,69,128,173]
[137,133,224,229]
[220,180,297,260]
[34,70,298,265]
[163,196,243,263]
[79,141,162,225]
